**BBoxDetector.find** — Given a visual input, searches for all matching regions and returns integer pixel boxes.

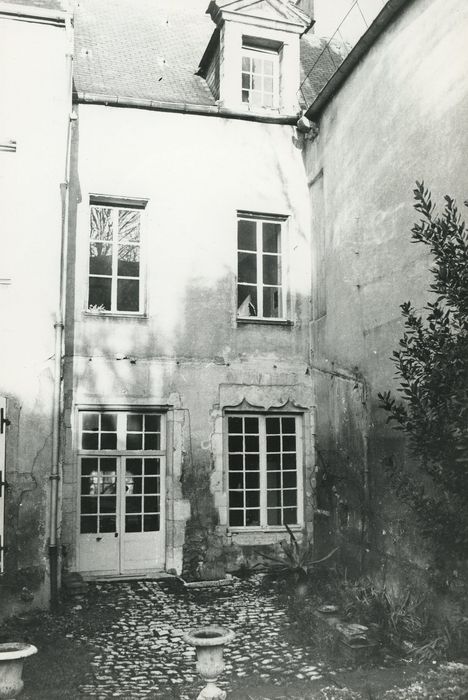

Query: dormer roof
[207,0,313,35]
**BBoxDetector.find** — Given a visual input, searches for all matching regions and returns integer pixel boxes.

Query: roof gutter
[74,91,298,125]
[0,1,68,26]
[305,0,416,120]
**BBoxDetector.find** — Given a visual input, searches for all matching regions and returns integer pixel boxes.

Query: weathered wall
[0,10,70,614]
[304,0,468,582]
[63,105,314,576]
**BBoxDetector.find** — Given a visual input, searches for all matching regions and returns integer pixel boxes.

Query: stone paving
[64,577,328,699]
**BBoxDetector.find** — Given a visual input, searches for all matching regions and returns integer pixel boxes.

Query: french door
[78,411,165,575]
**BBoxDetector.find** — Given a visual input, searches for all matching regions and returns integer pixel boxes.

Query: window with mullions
[79,411,163,535]
[88,203,143,313]
[241,47,279,109]
[227,414,302,528]
[237,215,284,319]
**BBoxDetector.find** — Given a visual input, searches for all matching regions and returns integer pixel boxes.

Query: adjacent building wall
[0,7,71,615]
[304,0,468,582]
[63,105,314,576]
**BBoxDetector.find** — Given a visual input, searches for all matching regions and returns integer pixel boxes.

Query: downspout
[49,13,74,609]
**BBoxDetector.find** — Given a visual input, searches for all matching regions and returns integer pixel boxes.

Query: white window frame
[0,397,6,573]
[77,409,166,537]
[87,199,146,316]
[241,45,280,110]
[225,412,304,531]
[237,212,288,321]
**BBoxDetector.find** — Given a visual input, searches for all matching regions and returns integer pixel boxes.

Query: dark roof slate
[73,0,341,109]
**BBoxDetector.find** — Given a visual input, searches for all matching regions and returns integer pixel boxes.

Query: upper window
[241,45,279,109]
[88,201,144,314]
[237,214,285,319]
[227,413,302,529]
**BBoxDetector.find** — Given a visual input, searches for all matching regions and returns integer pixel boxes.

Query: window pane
[263,287,281,318]
[245,454,259,470]
[101,414,117,431]
[283,471,297,488]
[144,433,160,450]
[90,207,113,241]
[118,209,140,243]
[81,458,98,475]
[127,433,143,450]
[244,417,259,434]
[230,510,244,527]
[229,473,244,490]
[267,490,281,507]
[283,435,296,451]
[246,491,259,507]
[242,55,250,71]
[81,497,97,514]
[242,90,249,103]
[83,414,99,431]
[266,417,280,434]
[89,243,112,275]
[100,515,116,533]
[89,276,111,310]
[246,510,260,526]
[267,472,281,489]
[228,417,243,434]
[81,516,98,534]
[230,491,244,508]
[264,60,274,76]
[245,435,259,452]
[238,220,257,251]
[284,490,297,507]
[228,435,243,452]
[237,285,257,317]
[245,472,259,489]
[82,433,99,450]
[267,435,280,452]
[263,255,280,285]
[127,414,143,432]
[126,496,142,513]
[242,73,250,90]
[238,252,257,283]
[145,460,160,476]
[126,458,142,475]
[144,514,159,532]
[145,415,160,432]
[284,508,297,525]
[145,477,159,493]
[100,496,116,513]
[118,245,140,277]
[267,509,281,526]
[282,417,296,433]
[126,515,142,532]
[264,77,274,93]
[267,453,281,470]
[144,496,159,512]
[229,453,243,470]
[283,453,296,470]
[100,433,117,450]
[117,278,139,312]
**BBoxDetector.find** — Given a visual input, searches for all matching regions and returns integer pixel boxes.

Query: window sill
[84,311,148,320]
[228,525,302,534]
[237,317,293,327]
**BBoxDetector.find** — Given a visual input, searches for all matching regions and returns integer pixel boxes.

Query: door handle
[114,532,119,538]
[96,536,102,542]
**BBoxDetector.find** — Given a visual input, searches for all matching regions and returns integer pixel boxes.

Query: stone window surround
[210,383,316,546]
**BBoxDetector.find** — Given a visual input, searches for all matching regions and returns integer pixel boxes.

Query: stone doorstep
[183,578,236,589]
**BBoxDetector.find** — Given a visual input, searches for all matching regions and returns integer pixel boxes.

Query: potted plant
[0,642,37,699]
[183,626,235,700]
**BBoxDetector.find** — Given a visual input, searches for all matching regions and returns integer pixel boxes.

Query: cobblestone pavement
[63,578,327,699]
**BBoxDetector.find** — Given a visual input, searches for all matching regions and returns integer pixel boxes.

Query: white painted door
[0,397,6,573]
[78,411,165,575]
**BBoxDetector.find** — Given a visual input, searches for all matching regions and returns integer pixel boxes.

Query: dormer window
[241,45,279,109]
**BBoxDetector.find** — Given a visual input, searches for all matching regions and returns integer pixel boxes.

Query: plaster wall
[0,14,70,613]
[63,105,315,575]
[304,0,468,579]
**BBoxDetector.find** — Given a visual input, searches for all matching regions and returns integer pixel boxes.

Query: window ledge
[237,317,293,327]
[228,525,302,533]
[84,311,148,320]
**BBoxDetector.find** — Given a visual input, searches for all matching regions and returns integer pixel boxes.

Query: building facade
[0,0,466,615]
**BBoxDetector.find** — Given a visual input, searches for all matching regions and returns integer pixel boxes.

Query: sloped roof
[73,0,341,109]
[0,0,68,10]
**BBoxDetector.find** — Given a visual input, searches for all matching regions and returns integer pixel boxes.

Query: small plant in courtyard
[378,182,468,584]
[255,524,338,583]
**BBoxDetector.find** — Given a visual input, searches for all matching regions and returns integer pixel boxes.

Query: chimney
[295,0,314,22]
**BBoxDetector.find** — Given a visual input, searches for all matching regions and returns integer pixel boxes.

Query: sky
[313,0,384,41]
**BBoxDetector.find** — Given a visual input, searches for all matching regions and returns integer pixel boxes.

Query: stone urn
[0,643,37,699]
[183,626,235,700]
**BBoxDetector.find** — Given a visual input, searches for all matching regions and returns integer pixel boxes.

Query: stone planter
[183,626,235,700]
[0,643,37,699]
